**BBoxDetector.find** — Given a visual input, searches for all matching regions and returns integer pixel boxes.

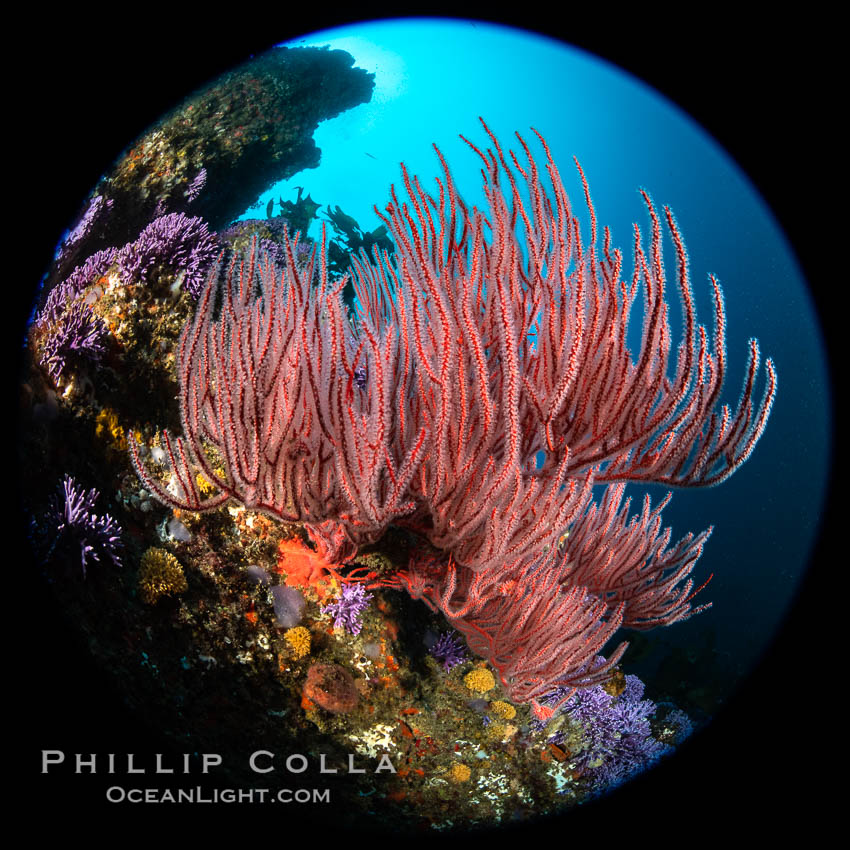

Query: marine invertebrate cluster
[95,407,130,456]
[129,120,776,713]
[53,195,114,277]
[489,701,516,720]
[137,547,187,604]
[32,207,221,387]
[450,763,472,783]
[33,248,116,384]
[34,210,218,386]
[184,168,207,204]
[538,660,679,793]
[33,248,118,342]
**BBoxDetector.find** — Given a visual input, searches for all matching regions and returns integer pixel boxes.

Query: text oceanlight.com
[105,787,330,804]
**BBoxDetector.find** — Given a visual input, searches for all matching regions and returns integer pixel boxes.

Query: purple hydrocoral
[539,658,679,794]
[37,248,118,328]
[35,246,115,382]
[55,195,114,265]
[44,475,123,577]
[219,219,314,270]
[185,168,207,204]
[61,247,119,296]
[429,631,468,672]
[323,583,373,635]
[117,212,219,299]
[660,707,694,744]
[38,299,108,382]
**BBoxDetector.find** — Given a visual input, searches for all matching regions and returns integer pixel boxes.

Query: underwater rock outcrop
[49,46,374,291]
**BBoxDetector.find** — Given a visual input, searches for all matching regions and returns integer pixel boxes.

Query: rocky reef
[46,46,374,295]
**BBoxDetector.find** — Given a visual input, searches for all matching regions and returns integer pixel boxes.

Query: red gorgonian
[130,119,775,712]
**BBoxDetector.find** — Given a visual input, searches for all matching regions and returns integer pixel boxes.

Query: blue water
[238,18,830,692]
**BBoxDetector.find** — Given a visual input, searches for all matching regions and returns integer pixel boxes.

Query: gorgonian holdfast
[130,119,776,713]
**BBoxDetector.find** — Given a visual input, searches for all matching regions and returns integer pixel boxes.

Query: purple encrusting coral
[43,475,123,576]
[538,657,684,794]
[323,583,373,635]
[429,631,468,672]
[117,213,219,299]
